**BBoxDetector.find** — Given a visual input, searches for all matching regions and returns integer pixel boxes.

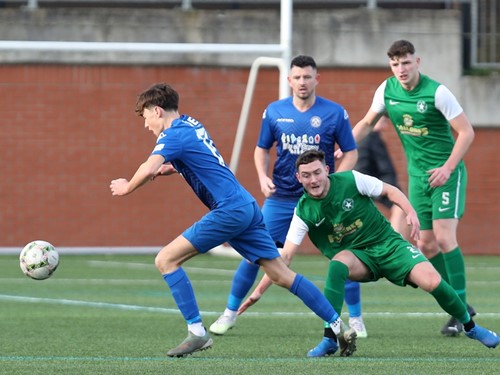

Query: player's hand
[237,292,262,315]
[406,209,420,242]
[259,176,276,198]
[334,149,344,159]
[110,178,129,196]
[152,163,177,180]
[427,166,452,188]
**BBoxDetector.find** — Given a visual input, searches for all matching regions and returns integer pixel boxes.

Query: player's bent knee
[424,275,442,292]
[410,263,441,292]
[154,253,166,272]
[154,251,177,274]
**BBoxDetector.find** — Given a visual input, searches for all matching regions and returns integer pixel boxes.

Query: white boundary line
[0,245,240,256]
[0,247,161,255]
[2,294,500,318]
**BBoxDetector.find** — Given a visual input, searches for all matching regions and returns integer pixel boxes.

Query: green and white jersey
[287,171,395,260]
[370,74,464,177]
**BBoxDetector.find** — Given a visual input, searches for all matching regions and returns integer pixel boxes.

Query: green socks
[428,252,449,283]
[322,260,349,328]
[430,279,470,324]
[443,247,467,305]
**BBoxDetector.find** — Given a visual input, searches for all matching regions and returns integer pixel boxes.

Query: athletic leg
[344,279,367,338]
[210,198,295,335]
[310,252,371,358]
[432,220,472,336]
[155,235,214,357]
[162,205,258,356]
[408,262,498,349]
[259,256,346,357]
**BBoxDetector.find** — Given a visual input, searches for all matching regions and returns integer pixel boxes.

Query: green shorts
[408,164,467,230]
[351,232,427,286]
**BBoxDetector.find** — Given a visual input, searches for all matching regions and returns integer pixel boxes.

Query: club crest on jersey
[342,198,354,211]
[310,116,322,128]
[416,100,428,113]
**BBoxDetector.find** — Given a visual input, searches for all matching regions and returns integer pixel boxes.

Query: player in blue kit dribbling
[110,83,348,358]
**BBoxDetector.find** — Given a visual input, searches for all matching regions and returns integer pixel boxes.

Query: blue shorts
[182,201,280,264]
[261,197,299,247]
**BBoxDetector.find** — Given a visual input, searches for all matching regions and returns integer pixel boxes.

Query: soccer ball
[19,240,59,280]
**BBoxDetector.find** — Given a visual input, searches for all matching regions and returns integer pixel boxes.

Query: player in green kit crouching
[238,150,499,355]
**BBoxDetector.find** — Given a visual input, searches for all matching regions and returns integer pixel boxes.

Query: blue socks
[163,267,202,324]
[291,274,339,324]
[226,259,260,311]
[344,279,361,317]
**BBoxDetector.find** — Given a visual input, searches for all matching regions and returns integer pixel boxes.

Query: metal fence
[14,0,500,69]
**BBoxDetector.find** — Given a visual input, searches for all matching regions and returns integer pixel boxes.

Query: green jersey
[380,74,464,177]
[291,171,395,260]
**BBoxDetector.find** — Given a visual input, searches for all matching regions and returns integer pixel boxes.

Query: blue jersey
[151,115,255,210]
[257,96,357,199]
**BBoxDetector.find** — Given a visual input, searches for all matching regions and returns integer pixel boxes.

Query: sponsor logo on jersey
[403,114,413,127]
[396,115,429,136]
[329,219,363,244]
[281,133,321,155]
[389,100,400,105]
[397,124,429,136]
[277,118,294,123]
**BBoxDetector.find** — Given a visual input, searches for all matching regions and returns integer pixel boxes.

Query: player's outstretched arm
[110,154,165,196]
[238,241,299,315]
[152,163,177,180]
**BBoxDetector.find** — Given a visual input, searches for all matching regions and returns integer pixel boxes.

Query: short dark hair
[135,83,179,116]
[296,149,325,170]
[290,55,317,70]
[387,40,416,59]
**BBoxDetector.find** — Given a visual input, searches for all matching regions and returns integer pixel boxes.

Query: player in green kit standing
[351,40,476,336]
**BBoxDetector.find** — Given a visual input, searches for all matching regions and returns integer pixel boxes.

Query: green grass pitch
[1,253,499,374]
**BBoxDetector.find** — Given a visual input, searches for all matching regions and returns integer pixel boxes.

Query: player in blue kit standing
[209,55,365,352]
[110,83,348,358]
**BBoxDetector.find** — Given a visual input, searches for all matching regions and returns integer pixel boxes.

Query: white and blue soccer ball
[19,240,59,280]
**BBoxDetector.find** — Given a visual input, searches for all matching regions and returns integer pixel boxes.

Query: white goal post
[0,0,293,255]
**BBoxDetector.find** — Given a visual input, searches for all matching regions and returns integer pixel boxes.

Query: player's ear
[325,165,330,174]
[295,172,301,182]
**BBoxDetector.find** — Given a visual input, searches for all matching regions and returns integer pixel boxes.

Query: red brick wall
[1,65,498,255]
